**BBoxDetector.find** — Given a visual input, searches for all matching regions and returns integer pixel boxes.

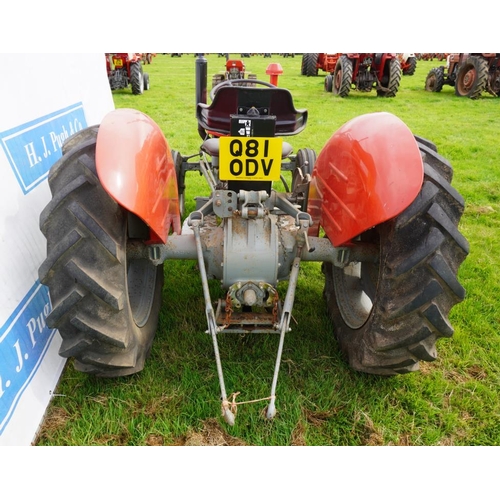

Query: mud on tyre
[425,67,445,92]
[39,131,164,377]
[377,58,401,97]
[322,138,469,375]
[454,55,489,99]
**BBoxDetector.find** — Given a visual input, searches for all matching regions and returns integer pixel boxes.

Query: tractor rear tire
[333,56,352,97]
[425,67,445,92]
[324,74,333,92]
[212,73,224,88]
[38,132,164,377]
[172,149,186,217]
[454,55,488,99]
[377,58,401,97]
[292,148,316,212]
[301,53,319,76]
[130,62,144,95]
[403,56,417,76]
[61,125,99,155]
[246,73,257,87]
[322,139,469,375]
[491,70,500,97]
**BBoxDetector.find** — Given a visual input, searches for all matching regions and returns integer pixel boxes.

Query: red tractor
[105,53,150,95]
[39,56,468,425]
[326,53,402,97]
[425,53,500,99]
[397,53,418,75]
[211,58,257,88]
[301,53,341,77]
[417,53,447,61]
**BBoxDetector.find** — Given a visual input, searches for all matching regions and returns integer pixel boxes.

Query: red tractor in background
[397,53,418,75]
[325,53,402,97]
[301,53,341,77]
[425,53,500,99]
[105,53,150,95]
[211,58,257,88]
[417,53,447,61]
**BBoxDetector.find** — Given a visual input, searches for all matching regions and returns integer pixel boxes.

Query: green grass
[35,54,500,446]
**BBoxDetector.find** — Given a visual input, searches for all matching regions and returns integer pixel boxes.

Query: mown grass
[35,54,500,446]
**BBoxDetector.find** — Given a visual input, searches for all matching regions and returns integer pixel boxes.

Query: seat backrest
[196,86,308,137]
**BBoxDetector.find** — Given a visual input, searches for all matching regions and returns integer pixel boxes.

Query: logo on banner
[0,282,57,434]
[0,103,87,194]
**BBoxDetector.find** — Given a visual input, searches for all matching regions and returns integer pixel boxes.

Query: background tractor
[327,53,402,97]
[397,53,418,75]
[417,53,447,61]
[106,53,150,95]
[425,53,500,99]
[301,53,341,77]
[39,56,469,426]
[211,58,257,88]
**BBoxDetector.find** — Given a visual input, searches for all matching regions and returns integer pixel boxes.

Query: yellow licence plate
[219,137,282,181]
[113,58,123,67]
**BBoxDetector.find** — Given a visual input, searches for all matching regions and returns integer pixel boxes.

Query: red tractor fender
[307,112,424,246]
[95,108,181,244]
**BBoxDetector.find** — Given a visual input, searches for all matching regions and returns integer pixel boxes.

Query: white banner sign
[0,53,115,445]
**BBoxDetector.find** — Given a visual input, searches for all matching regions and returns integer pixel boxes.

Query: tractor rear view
[301,53,340,77]
[397,53,418,75]
[425,53,500,99]
[39,56,469,425]
[105,53,150,95]
[328,53,402,97]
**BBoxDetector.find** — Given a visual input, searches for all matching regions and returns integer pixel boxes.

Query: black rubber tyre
[425,67,445,92]
[246,73,258,88]
[490,67,500,97]
[143,72,150,91]
[130,62,144,95]
[377,58,401,97]
[454,55,488,99]
[324,74,333,92]
[301,53,319,76]
[333,56,352,97]
[322,139,469,375]
[414,135,453,182]
[61,125,99,156]
[172,149,185,218]
[292,148,316,212]
[38,132,164,377]
[403,56,417,75]
[212,73,224,89]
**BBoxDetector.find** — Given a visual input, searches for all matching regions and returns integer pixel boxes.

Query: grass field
[35,54,500,446]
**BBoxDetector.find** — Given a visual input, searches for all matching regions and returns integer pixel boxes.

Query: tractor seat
[197,86,308,137]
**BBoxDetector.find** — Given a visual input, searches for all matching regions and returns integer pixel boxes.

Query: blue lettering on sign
[0,103,87,194]
[0,281,58,434]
